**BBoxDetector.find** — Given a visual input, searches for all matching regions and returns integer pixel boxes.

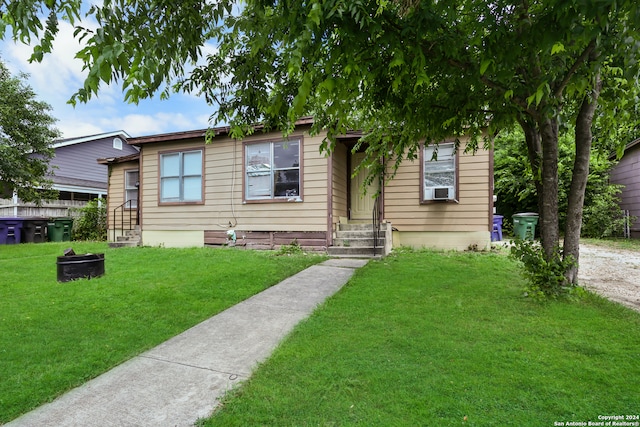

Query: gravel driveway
[578,243,640,312]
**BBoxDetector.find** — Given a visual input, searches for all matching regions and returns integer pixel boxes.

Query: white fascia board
[52,131,132,149]
[52,184,107,195]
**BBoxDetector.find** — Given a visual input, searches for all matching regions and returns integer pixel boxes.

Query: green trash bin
[47,218,74,242]
[512,213,539,240]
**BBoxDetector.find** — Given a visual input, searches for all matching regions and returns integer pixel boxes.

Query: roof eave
[128,116,316,145]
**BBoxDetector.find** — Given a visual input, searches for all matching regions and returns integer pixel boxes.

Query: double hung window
[423,142,456,201]
[124,169,139,208]
[245,140,300,201]
[160,149,203,203]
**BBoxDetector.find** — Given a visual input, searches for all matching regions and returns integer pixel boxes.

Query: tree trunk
[518,118,543,210]
[564,73,603,284]
[537,117,560,259]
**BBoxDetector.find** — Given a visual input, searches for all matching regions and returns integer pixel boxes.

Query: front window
[160,149,203,203]
[125,169,139,208]
[245,140,301,201]
[423,142,456,201]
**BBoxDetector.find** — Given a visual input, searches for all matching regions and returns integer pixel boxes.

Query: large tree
[0,59,59,202]
[5,0,639,285]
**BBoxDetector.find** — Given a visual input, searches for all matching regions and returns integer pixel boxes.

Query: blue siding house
[49,131,138,201]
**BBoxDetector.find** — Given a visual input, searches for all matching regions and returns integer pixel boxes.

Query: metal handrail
[372,195,381,256]
[112,200,136,242]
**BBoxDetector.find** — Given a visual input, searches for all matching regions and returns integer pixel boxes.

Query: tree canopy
[0,59,59,202]
[4,0,640,288]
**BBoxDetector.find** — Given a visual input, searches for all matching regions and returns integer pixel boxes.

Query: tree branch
[553,38,597,99]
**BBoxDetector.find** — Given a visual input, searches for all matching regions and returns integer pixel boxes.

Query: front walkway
[7,258,368,427]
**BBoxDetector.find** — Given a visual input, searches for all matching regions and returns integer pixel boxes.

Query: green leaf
[551,42,565,55]
[480,59,492,76]
[100,60,112,83]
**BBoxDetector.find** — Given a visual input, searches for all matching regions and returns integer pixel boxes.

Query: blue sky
[0,18,216,139]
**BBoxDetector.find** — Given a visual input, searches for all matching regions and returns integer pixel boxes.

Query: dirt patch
[578,244,640,312]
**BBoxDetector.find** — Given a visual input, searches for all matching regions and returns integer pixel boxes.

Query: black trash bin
[21,217,49,243]
[57,253,105,282]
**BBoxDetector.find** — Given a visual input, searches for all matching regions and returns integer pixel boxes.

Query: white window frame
[124,169,139,208]
[159,149,203,204]
[245,139,301,201]
[422,142,457,202]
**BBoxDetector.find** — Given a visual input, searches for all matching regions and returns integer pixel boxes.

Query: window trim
[243,137,304,203]
[420,141,459,204]
[158,147,205,205]
[124,168,139,209]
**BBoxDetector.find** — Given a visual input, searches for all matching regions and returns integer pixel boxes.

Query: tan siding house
[101,121,494,253]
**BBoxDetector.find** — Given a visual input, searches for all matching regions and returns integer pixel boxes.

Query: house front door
[350,152,379,220]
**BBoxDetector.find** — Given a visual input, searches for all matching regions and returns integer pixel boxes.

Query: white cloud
[1,12,218,139]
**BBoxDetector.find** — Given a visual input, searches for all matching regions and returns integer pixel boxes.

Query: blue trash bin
[491,215,504,242]
[0,218,24,244]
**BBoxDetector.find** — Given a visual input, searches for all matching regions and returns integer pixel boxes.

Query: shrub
[275,239,304,256]
[509,239,578,300]
[72,198,107,241]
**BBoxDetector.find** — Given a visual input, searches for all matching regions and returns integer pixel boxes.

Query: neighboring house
[610,137,640,238]
[0,130,138,218]
[100,119,494,253]
[49,131,137,201]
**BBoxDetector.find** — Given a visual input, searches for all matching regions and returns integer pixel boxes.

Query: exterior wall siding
[610,144,640,236]
[384,141,492,248]
[139,130,330,247]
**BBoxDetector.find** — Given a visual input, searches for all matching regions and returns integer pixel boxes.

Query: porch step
[327,245,384,258]
[108,241,140,248]
[328,223,387,258]
[109,228,141,248]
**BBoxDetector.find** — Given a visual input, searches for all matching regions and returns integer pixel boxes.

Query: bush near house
[71,198,107,241]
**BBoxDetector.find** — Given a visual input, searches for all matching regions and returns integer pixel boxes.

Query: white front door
[350,152,379,220]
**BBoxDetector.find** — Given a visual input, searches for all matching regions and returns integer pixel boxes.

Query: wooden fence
[0,199,87,219]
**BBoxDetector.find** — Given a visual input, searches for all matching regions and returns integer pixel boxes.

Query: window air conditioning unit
[433,187,454,201]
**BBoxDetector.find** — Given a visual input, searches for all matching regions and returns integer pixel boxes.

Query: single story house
[100,119,494,254]
[610,137,640,238]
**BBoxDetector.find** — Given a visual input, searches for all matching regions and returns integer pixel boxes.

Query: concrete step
[116,235,141,242]
[337,223,379,231]
[335,230,386,239]
[108,241,140,248]
[112,228,141,247]
[333,237,386,247]
[327,246,384,257]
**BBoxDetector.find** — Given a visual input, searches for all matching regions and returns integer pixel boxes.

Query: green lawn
[203,249,640,426]
[581,237,640,251]
[0,242,325,424]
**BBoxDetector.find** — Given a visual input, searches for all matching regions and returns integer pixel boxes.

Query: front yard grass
[0,242,325,424]
[203,249,640,426]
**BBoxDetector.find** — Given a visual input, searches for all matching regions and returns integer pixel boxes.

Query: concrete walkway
[6,258,368,427]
